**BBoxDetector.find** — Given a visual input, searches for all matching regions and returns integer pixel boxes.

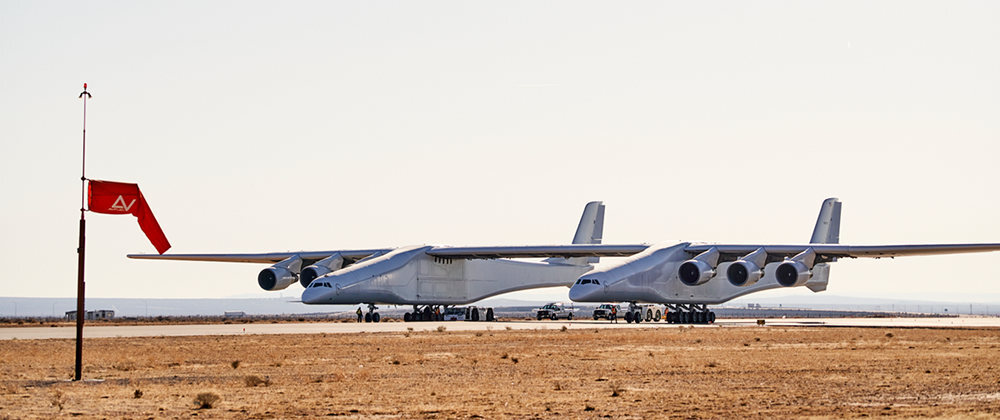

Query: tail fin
[546,201,605,266]
[572,201,605,245]
[810,198,842,244]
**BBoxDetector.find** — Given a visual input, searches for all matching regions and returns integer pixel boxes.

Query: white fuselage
[301,246,593,305]
[568,243,830,305]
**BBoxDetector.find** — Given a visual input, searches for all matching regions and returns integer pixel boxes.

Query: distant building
[65,310,115,320]
[224,311,246,318]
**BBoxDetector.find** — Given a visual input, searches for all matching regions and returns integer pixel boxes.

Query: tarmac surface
[2,316,998,340]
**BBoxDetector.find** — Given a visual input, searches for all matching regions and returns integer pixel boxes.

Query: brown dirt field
[1,326,999,419]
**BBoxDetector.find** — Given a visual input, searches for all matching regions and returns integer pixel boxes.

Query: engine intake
[258,267,297,291]
[258,256,302,291]
[727,260,763,287]
[678,247,720,286]
[776,248,816,287]
[776,261,811,287]
[727,248,767,287]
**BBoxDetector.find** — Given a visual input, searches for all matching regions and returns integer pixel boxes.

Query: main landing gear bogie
[664,303,715,325]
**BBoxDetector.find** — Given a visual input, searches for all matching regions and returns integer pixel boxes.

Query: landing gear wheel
[472,308,480,321]
[372,313,381,323]
[486,308,495,322]
[645,309,653,322]
[708,312,716,324]
[567,312,573,321]
[624,312,633,323]
[654,310,661,322]
[364,313,372,323]
[634,312,642,323]
[682,312,690,324]
[403,313,411,322]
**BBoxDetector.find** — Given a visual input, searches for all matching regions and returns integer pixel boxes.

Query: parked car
[536,302,574,320]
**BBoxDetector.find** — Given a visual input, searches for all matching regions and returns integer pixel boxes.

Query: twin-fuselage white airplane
[130,199,1000,323]
[131,202,636,322]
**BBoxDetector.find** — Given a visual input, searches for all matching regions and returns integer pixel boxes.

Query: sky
[1,1,998,303]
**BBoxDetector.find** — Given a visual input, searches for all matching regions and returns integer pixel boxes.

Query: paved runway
[2,317,998,340]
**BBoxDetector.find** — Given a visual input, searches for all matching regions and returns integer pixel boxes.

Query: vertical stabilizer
[810,198,842,244]
[547,201,605,266]
[572,201,605,245]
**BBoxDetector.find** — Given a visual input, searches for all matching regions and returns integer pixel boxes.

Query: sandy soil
[1,326,998,419]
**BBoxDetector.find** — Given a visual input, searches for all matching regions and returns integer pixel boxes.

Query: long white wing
[683,243,1000,264]
[127,244,650,264]
[127,249,390,264]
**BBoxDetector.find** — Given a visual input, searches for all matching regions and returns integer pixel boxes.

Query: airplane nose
[569,284,594,302]
[301,287,323,304]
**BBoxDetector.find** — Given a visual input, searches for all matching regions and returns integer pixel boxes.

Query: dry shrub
[230,360,240,369]
[436,326,446,332]
[560,326,568,332]
[244,375,272,387]
[50,390,65,411]
[112,362,136,372]
[475,331,484,337]
[194,392,221,409]
[134,389,143,399]
[610,382,624,397]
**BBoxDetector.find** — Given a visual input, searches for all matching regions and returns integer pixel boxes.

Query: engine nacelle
[258,267,298,291]
[300,253,345,288]
[258,256,303,291]
[727,260,764,287]
[678,247,720,286]
[679,260,715,286]
[775,260,812,287]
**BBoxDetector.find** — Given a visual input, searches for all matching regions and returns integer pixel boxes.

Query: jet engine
[300,253,345,288]
[678,247,720,286]
[775,248,816,287]
[727,248,767,287]
[258,256,303,291]
[727,261,763,287]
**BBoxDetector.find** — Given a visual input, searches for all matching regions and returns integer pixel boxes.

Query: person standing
[611,305,618,323]
[356,307,363,323]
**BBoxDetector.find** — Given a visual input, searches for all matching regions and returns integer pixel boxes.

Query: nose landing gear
[363,304,381,323]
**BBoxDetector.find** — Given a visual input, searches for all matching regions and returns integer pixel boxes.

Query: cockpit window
[593,280,600,285]
[581,279,592,284]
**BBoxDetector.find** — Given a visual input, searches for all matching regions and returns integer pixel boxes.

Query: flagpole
[75,83,91,381]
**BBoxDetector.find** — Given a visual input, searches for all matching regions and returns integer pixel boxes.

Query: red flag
[88,180,171,254]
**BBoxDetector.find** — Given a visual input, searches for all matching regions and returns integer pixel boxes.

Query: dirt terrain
[1,325,998,418]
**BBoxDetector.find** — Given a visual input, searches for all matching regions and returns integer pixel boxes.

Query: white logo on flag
[110,195,136,212]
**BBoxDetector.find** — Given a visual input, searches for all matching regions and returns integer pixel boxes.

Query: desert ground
[1,325,999,418]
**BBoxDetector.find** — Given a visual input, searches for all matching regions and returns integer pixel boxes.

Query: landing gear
[405,305,441,322]
[664,304,715,325]
[364,304,381,323]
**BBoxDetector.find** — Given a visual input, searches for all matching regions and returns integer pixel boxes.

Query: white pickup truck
[535,302,575,320]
